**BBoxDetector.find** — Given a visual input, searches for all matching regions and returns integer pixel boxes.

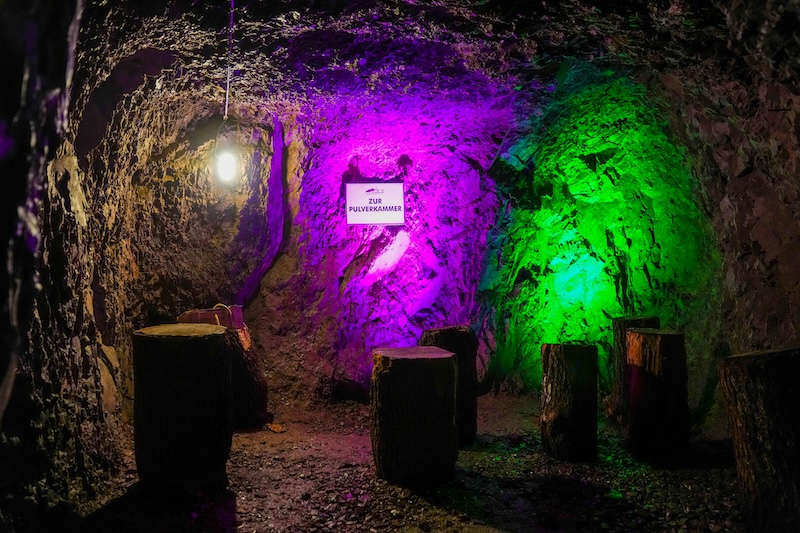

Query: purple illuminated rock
[236,114,286,306]
[243,83,511,400]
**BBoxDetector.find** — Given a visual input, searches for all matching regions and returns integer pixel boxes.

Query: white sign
[345,182,405,225]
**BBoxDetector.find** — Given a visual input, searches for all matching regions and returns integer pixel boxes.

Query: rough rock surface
[481,63,721,399]
[1,0,799,523]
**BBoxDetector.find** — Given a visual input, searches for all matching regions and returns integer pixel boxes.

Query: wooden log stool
[539,343,598,461]
[419,325,479,446]
[607,316,660,424]
[133,324,233,487]
[370,346,457,486]
[719,346,800,531]
[625,329,688,456]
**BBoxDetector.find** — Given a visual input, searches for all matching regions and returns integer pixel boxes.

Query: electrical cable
[224,0,234,120]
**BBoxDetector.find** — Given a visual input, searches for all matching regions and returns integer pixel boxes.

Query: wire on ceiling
[224,0,235,120]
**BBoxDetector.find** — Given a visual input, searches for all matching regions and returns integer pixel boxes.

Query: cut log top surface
[541,342,595,349]
[373,346,454,360]
[613,316,659,322]
[421,325,473,335]
[134,323,227,337]
[626,328,682,336]
[723,346,800,362]
[726,345,800,358]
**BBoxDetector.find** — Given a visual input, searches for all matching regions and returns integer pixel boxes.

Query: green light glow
[484,64,720,389]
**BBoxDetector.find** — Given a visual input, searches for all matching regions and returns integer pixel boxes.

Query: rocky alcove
[2,1,799,531]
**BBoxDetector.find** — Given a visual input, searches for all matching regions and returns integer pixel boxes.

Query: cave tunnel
[2,1,800,532]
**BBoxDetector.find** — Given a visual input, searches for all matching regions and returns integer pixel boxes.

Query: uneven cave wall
[467,0,800,434]
[3,7,799,517]
[237,7,520,397]
[228,1,800,408]
[659,68,800,358]
[0,139,121,512]
[247,88,512,396]
[618,0,800,436]
[79,81,293,419]
[477,51,799,435]
[0,0,121,518]
[715,0,800,85]
[52,1,299,422]
[481,63,722,409]
[635,2,800,431]
[2,12,291,515]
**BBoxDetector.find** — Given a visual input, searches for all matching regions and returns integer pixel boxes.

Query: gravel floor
[79,394,744,532]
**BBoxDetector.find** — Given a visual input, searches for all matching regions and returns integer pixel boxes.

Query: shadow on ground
[80,483,236,533]
[426,470,658,532]
[408,432,658,532]
[637,439,735,470]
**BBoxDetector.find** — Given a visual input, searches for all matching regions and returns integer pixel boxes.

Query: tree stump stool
[608,316,660,424]
[719,346,800,531]
[539,343,598,461]
[419,325,478,446]
[370,346,457,486]
[133,324,233,487]
[625,329,688,456]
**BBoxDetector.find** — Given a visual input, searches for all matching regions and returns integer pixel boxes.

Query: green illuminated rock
[484,64,720,390]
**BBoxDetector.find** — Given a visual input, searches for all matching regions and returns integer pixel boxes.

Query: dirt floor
[77,394,743,532]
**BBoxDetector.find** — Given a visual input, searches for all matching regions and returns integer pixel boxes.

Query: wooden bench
[370,346,457,486]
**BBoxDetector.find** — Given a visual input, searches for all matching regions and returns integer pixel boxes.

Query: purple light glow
[293,90,511,383]
[0,121,14,160]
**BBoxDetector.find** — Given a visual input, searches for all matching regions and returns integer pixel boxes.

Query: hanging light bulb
[212,124,241,184]
[215,149,238,183]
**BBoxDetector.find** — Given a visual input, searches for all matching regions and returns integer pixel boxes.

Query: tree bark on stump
[625,329,688,456]
[719,346,800,531]
[608,316,660,425]
[370,346,457,486]
[539,343,598,461]
[419,325,478,446]
[229,335,270,429]
[133,324,233,487]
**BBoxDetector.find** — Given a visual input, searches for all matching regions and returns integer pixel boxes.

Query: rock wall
[3,0,800,519]
[482,63,722,404]
[1,0,120,524]
[2,3,291,518]
[659,66,800,369]
[247,90,511,399]
[715,0,800,85]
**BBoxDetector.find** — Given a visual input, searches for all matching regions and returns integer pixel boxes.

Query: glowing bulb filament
[216,151,238,183]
